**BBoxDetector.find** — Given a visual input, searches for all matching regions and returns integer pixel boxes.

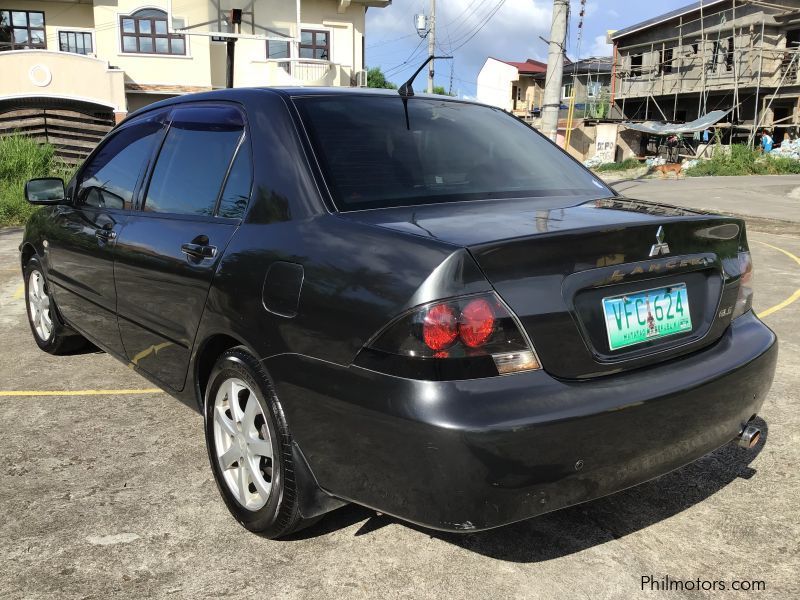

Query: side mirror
[25,178,67,205]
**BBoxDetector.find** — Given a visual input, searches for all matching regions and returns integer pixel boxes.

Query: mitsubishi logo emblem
[649,226,670,257]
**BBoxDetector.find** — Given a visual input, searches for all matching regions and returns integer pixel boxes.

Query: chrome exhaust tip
[737,424,762,449]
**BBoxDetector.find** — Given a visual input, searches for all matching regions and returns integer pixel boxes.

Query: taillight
[422,303,458,350]
[360,292,540,379]
[732,250,754,320]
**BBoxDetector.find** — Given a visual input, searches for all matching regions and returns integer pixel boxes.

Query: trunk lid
[341,197,744,379]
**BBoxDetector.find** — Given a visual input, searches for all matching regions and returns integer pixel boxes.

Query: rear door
[46,114,166,356]
[114,103,253,390]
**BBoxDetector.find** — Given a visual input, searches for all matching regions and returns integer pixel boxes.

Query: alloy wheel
[27,269,53,341]
[212,377,274,511]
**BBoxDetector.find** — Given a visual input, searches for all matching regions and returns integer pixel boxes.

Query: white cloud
[589,33,612,58]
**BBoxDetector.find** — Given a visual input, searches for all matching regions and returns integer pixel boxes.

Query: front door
[46,117,166,356]
[114,104,252,390]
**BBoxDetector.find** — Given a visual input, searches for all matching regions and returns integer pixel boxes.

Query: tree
[367,67,397,89]
[432,85,453,96]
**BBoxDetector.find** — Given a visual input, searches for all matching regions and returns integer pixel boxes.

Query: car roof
[124,86,482,123]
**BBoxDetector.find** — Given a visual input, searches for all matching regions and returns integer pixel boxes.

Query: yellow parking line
[12,283,24,300]
[759,289,800,319]
[754,240,800,267]
[0,388,162,397]
[753,240,800,319]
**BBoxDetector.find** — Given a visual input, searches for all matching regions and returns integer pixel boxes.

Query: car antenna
[398,55,453,129]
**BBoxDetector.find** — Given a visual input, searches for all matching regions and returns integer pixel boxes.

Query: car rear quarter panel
[195,215,490,379]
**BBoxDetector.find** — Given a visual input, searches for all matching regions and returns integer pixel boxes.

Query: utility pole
[427,0,436,93]
[541,0,569,142]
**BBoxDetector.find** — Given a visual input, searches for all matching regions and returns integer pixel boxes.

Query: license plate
[602,283,693,350]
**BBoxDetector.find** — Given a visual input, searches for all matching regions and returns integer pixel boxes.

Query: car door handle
[95,228,116,240]
[181,243,217,259]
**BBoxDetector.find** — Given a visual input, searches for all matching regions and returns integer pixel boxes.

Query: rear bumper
[266,312,777,532]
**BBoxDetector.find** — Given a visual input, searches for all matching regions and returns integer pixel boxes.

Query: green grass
[0,135,75,226]
[686,143,800,177]
[594,158,641,172]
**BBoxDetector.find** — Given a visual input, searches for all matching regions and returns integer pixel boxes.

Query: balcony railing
[247,58,364,87]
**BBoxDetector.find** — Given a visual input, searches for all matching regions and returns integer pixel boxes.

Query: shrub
[686,143,800,176]
[594,158,641,172]
[0,135,75,226]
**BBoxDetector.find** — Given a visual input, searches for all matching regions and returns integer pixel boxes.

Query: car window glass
[294,96,611,211]
[144,106,244,216]
[217,142,252,219]
[78,118,165,210]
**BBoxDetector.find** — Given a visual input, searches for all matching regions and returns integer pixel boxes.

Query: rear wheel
[24,257,87,354]
[204,347,316,537]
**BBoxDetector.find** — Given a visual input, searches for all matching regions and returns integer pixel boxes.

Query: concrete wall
[477,58,516,111]
[0,50,126,113]
[613,0,799,105]
[92,0,214,90]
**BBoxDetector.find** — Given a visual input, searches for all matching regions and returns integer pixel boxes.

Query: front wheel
[24,257,87,354]
[204,346,317,537]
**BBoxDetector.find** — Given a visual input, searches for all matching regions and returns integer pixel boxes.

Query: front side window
[59,31,93,55]
[120,9,185,55]
[78,118,166,210]
[294,96,609,211]
[0,10,45,51]
[144,106,244,216]
[300,30,328,60]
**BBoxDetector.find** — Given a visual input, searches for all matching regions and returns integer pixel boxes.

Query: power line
[445,0,507,53]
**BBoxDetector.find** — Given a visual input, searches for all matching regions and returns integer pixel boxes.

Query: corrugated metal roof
[498,58,548,74]
[611,0,727,41]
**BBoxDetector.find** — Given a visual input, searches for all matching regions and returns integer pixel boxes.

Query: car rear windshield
[293,95,611,211]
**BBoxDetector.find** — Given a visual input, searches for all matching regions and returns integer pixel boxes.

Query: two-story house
[0,0,389,161]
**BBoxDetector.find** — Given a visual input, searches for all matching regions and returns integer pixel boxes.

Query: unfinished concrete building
[611,0,800,140]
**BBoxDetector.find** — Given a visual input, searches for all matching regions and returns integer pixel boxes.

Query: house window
[0,10,46,51]
[630,53,642,77]
[267,40,290,59]
[120,9,185,55]
[725,37,734,71]
[561,82,573,99]
[300,30,328,60]
[59,31,93,55]
[660,47,673,74]
[587,81,602,98]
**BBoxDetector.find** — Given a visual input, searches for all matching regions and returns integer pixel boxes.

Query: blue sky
[365,0,691,97]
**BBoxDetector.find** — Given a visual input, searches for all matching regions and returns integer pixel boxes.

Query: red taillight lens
[459,298,495,347]
[423,303,458,350]
[364,292,541,376]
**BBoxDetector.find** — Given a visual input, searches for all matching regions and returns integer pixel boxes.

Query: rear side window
[294,96,610,211]
[217,142,252,219]
[78,118,164,209]
[144,105,244,216]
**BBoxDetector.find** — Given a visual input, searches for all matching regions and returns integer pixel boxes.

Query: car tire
[204,346,317,538]
[24,257,88,355]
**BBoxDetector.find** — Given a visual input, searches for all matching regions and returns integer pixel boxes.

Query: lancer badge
[649,226,670,257]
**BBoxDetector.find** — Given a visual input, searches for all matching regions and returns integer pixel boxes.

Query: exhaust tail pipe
[736,424,762,449]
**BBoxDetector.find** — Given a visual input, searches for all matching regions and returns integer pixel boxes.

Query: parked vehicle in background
[20,88,777,538]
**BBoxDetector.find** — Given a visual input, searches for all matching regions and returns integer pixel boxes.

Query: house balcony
[0,49,126,115]
[245,58,366,88]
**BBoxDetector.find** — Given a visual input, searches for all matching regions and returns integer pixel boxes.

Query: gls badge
[649,226,670,257]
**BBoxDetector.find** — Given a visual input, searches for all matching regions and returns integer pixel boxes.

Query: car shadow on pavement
[292,419,767,562]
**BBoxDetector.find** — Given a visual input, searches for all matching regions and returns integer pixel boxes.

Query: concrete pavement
[1,193,799,598]
[612,175,800,224]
